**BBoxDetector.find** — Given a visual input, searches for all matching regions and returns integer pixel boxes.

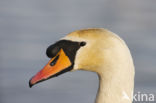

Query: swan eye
[80,42,86,47]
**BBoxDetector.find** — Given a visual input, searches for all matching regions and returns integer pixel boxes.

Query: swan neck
[95,73,133,103]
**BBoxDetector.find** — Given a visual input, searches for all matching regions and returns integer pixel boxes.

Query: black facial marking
[80,42,86,47]
[45,40,86,79]
[46,40,86,63]
[50,55,59,66]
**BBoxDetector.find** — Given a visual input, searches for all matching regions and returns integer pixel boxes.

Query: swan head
[29,28,134,89]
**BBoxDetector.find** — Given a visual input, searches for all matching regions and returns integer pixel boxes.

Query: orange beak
[29,49,72,88]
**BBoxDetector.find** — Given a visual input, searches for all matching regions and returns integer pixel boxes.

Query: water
[0,0,156,103]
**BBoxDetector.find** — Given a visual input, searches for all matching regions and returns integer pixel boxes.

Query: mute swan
[29,28,135,103]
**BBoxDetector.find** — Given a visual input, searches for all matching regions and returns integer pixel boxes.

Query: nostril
[50,55,59,66]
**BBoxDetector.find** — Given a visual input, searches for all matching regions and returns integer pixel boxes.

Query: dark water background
[0,0,156,103]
